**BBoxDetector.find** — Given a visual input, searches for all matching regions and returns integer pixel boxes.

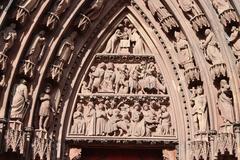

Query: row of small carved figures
[70,101,173,137]
[81,61,167,94]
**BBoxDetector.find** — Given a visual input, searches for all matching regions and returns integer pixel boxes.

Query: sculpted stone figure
[190,86,208,133]
[71,103,86,135]
[228,26,240,58]
[16,0,42,23]
[47,0,71,29]
[104,29,122,53]
[144,0,178,32]
[10,79,29,121]
[23,31,46,77]
[217,79,234,125]
[201,29,224,65]
[131,28,146,54]
[100,62,115,92]
[115,64,129,94]
[39,86,55,130]
[174,31,195,70]
[159,105,171,135]
[84,102,96,136]
[85,0,105,21]
[0,23,17,54]
[95,103,107,135]
[90,62,105,93]
[50,32,77,81]
[177,0,202,18]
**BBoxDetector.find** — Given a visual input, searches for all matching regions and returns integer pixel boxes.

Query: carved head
[143,103,149,110]
[45,85,51,93]
[20,79,27,85]
[113,109,120,116]
[204,29,211,36]
[90,66,96,72]
[106,62,114,70]
[133,102,141,111]
[161,105,167,112]
[77,103,83,111]
[220,79,230,91]
[87,101,94,108]
[196,85,203,95]
[98,62,106,69]
[98,103,104,110]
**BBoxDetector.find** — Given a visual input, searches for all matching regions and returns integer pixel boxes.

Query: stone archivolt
[0,0,239,160]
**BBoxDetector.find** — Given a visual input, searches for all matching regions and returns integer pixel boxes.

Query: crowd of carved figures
[81,60,166,95]
[71,98,173,137]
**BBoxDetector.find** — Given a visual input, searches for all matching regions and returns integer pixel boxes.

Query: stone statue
[50,32,77,81]
[90,62,105,93]
[200,29,224,65]
[131,28,146,54]
[10,79,29,120]
[56,32,77,68]
[228,26,240,58]
[104,29,122,53]
[119,27,131,53]
[85,0,105,21]
[95,103,107,135]
[84,102,96,136]
[39,86,55,130]
[190,86,208,133]
[71,103,86,134]
[100,62,115,92]
[0,23,17,54]
[211,0,232,14]
[144,0,178,32]
[16,0,42,23]
[217,79,234,125]
[174,31,195,70]
[115,64,129,94]
[23,31,46,77]
[159,105,171,135]
[129,66,140,94]
[142,103,156,136]
[46,0,71,29]
[129,103,145,137]
[105,108,121,136]
[177,0,202,18]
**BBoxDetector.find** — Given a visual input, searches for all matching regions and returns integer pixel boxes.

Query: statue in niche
[217,79,234,125]
[159,105,171,135]
[131,28,146,54]
[104,29,122,53]
[50,32,77,81]
[100,62,115,92]
[90,62,105,93]
[200,29,224,65]
[211,0,238,26]
[177,0,202,19]
[16,0,42,23]
[0,23,17,55]
[22,31,46,77]
[174,31,195,70]
[39,85,55,130]
[190,85,208,133]
[129,103,145,137]
[84,0,105,21]
[84,102,96,136]
[47,0,71,29]
[10,79,29,121]
[144,0,178,32]
[228,26,240,59]
[95,103,107,135]
[71,103,86,135]
[115,64,129,94]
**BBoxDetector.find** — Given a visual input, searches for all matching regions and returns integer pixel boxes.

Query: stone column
[0,118,7,153]
[209,130,217,160]
[234,122,240,160]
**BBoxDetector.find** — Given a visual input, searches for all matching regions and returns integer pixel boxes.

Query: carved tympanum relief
[103,18,148,54]
[69,53,174,140]
[80,55,166,95]
[70,96,173,137]
[16,0,42,24]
